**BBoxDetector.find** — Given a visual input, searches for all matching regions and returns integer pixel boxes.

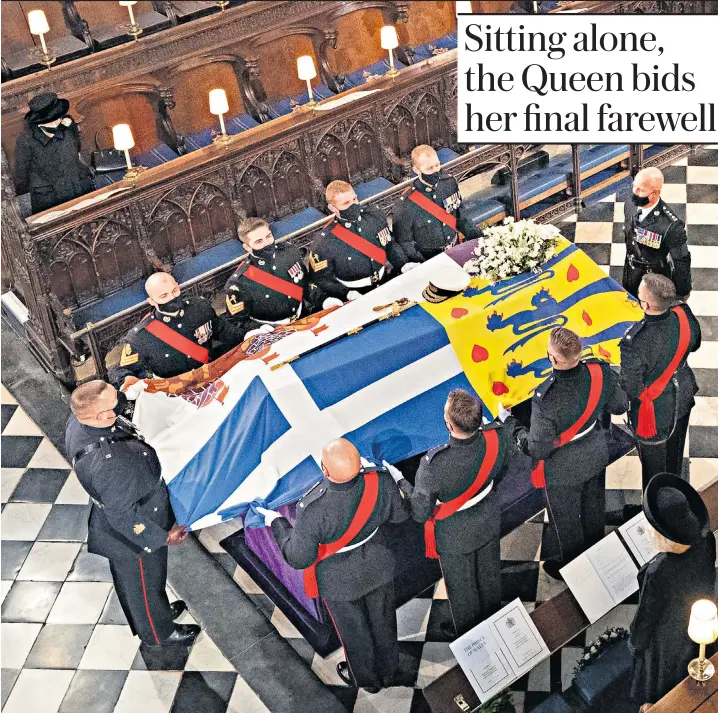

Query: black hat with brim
[25,92,70,125]
[643,472,709,546]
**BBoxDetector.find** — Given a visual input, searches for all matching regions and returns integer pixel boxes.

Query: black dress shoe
[363,686,381,694]
[542,559,565,581]
[336,661,353,686]
[162,623,201,646]
[170,600,187,620]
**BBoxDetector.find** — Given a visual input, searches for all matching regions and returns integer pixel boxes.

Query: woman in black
[14,92,95,214]
[629,473,716,708]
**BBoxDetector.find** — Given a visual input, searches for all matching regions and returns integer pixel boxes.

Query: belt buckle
[371,273,380,285]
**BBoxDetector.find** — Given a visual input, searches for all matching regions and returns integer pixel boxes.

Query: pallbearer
[503,328,628,580]
[386,390,509,638]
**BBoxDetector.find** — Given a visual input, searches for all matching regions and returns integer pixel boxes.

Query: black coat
[630,533,717,704]
[65,416,174,562]
[14,121,95,213]
[398,422,510,554]
[271,469,408,601]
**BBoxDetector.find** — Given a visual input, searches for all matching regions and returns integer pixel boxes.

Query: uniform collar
[645,310,671,323]
[448,428,483,446]
[553,363,583,380]
[78,421,117,435]
[326,475,361,491]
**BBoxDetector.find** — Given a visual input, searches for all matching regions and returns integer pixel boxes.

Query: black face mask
[631,192,651,207]
[422,170,442,186]
[159,296,184,312]
[338,204,361,222]
[113,391,128,416]
[252,244,274,260]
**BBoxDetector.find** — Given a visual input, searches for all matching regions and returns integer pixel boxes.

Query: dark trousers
[440,537,502,636]
[543,469,606,565]
[109,550,175,645]
[622,259,671,298]
[323,581,398,689]
[636,413,690,490]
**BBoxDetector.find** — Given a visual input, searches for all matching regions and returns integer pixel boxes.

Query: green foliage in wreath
[572,626,629,678]
[477,690,514,713]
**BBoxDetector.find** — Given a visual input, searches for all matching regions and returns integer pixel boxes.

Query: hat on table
[422,268,471,304]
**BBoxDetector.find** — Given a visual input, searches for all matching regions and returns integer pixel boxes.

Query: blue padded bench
[185,114,260,151]
[528,693,577,713]
[172,240,245,284]
[462,192,506,227]
[344,58,407,89]
[70,282,148,329]
[354,177,394,201]
[410,33,458,62]
[571,639,633,707]
[269,207,327,238]
[268,84,335,119]
[576,145,630,181]
[94,143,180,188]
[437,147,461,164]
[497,165,570,211]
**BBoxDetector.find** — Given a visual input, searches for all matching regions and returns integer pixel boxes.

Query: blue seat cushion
[344,59,407,89]
[462,195,506,226]
[184,113,260,151]
[571,639,633,705]
[136,143,179,169]
[354,177,394,201]
[411,33,458,61]
[269,207,327,238]
[437,147,461,165]
[268,84,335,118]
[172,240,245,284]
[580,145,630,173]
[70,281,148,328]
[499,166,569,206]
[225,113,261,136]
[527,693,575,713]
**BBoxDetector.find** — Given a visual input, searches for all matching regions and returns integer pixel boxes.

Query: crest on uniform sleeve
[288,262,304,283]
[119,343,139,367]
[194,322,213,345]
[133,523,146,535]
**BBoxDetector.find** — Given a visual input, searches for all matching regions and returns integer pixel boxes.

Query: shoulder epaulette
[424,442,450,463]
[400,185,414,199]
[620,319,646,344]
[482,420,502,431]
[322,216,336,228]
[660,202,681,223]
[534,373,556,399]
[132,312,154,334]
[298,479,327,510]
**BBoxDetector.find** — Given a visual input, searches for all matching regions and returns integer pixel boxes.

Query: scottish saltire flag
[132,239,641,530]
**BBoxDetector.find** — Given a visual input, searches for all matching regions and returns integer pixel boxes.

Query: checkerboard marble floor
[0,385,270,713]
[2,145,717,713]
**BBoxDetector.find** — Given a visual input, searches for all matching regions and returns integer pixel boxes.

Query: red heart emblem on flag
[471,345,489,362]
[567,264,579,282]
[492,381,510,396]
[582,310,593,326]
[451,307,469,319]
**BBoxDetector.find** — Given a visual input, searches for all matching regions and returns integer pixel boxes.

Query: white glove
[401,262,420,274]
[360,456,375,469]
[245,324,275,339]
[382,460,404,483]
[256,507,282,525]
[497,403,512,423]
[323,297,343,309]
[346,290,362,301]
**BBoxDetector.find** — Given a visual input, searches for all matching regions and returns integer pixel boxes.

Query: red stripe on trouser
[138,556,161,645]
[323,599,357,687]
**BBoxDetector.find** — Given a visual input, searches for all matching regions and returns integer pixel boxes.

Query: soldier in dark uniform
[392,144,481,262]
[308,181,418,301]
[623,167,692,300]
[619,273,701,489]
[65,381,200,647]
[109,272,245,390]
[224,218,323,333]
[387,390,510,638]
[256,438,408,693]
[503,328,628,580]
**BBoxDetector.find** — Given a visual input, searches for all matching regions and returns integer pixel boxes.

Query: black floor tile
[697,317,718,341]
[688,225,718,245]
[694,369,718,397]
[578,202,614,222]
[609,265,623,284]
[424,600,455,643]
[325,684,358,713]
[393,641,425,688]
[1,669,20,709]
[58,670,128,713]
[577,243,610,266]
[558,223,576,242]
[66,544,113,582]
[1,404,18,432]
[502,562,540,603]
[688,149,718,167]
[687,183,718,204]
[688,426,718,458]
[98,588,129,626]
[24,624,94,669]
[1,540,34,580]
[523,691,553,711]
[37,504,90,542]
[612,223,626,244]
[663,202,686,223]
[0,435,43,468]
[286,636,317,667]
[170,671,238,713]
[1,580,62,622]
[9,468,70,503]
[661,165,687,183]
[409,688,433,713]
[133,642,192,671]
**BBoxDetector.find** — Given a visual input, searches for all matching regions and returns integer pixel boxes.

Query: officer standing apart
[256,439,408,694]
[110,272,245,390]
[224,218,322,335]
[308,180,419,301]
[623,167,692,301]
[392,145,481,263]
[503,328,628,580]
[619,274,701,488]
[386,390,509,638]
[65,381,200,647]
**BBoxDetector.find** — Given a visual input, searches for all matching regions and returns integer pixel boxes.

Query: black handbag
[91,127,126,173]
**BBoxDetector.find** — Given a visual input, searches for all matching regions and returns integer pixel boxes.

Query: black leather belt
[628,253,666,271]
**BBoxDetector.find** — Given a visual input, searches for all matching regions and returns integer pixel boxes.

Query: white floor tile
[311,646,347,686]
[396,597,432,642]
[687,166,718,185]
[527,656,551,692]
[54,470,90,505]
[1,623,43,668]
[16,542,82,581]
[26,439,71,469]
[660,183,687,204]
[46,581,113,624]
[269,606,303,639]
[690,458,718,490]
[606,456,643,491]
[78,625,140,670]
[686,245,718,269]
[232,566,264,595]
[185,631,236,671]
[685,291,718,316]
[1,468,25,503]
[196,519,242,554]
[1,503,52,540]
[2,409,44,437]
[599,193,617,204]
[687,203,718,225]
[433,579,448,600]
[1,385,18,404]
[353,686,414,713]
[1,669,74,713]
[690,397,718,427]
[415,642,455,688]
[673,157,689,166]
[610,243,627,267]
[574,222,614,243]
[1,579,13,605]
[613,201,625,223]
[226,676,271,713]
[688,341,718,369]
[113,671,182,713]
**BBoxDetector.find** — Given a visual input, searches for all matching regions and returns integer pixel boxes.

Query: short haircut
[71,380,111,416]
[549,327,583,360]
[446,389,483,434]
[411,144,437,165]
[641,273,676,312]
[238,218,269,243]
[325,180,353,204]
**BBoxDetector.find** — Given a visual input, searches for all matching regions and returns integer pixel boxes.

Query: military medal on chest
[443,191,461,212]
[288,262,304,283]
